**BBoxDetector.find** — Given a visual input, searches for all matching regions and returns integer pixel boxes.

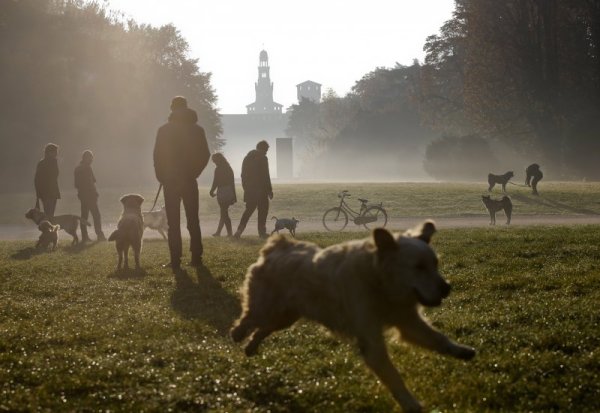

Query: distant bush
[424,134,499,181]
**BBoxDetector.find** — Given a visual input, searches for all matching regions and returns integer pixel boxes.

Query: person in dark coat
[525,163,543,195]
[234,140,273,239]
[74,150,105,242]
[153,96,210,271]
[209,153,236,237]
[34,143,60,217]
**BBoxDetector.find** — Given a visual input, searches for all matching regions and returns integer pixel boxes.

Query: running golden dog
[231,221,475,412]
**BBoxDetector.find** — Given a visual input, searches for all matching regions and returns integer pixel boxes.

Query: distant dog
[482,195,512,225]
[25,208,90,245]
[143,207,168,240]
[488,171,514,192]
[36,220,60,250]
[108,194,144,271]
[271,216,299,237]
[231,221,475,412]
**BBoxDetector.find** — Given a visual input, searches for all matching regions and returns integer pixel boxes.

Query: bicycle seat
[358,198,368,203]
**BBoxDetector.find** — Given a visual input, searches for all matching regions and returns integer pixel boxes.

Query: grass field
[1,226,599,412]
[2,181,600,226]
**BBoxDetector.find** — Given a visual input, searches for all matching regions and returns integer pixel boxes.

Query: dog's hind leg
[359,334,423,413]
[243,311,299,356]
[231,316,257,343]
[158,228,167,240]
[133,243,141,270]
[116,245,123,270]
[505,206,512,225]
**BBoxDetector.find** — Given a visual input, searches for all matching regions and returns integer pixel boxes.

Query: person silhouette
[525,163,543,195]
[154,96,210,271]
[234,140,273,239]
[34,143,60,217]
[209,153,236,237]
[74,150,106,241]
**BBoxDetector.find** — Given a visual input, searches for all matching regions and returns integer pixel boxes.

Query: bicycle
[322,190,388,232]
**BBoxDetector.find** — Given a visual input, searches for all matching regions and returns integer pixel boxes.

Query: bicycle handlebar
[338,191,351,198]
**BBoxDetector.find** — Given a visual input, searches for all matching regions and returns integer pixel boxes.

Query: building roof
[296,80,322,87]
[259,49,268,61]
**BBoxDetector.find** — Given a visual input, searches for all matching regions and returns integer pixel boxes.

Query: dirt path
[3,214,600,241]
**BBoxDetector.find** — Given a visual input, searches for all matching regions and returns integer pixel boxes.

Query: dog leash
[507,181,529,188]
[150,184,162,212]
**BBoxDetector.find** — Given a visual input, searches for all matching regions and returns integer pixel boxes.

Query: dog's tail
[271,216,277,221]
[108,229,120,242]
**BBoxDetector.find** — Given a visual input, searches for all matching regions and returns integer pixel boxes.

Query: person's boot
[189,255,203,267]
[162,261,181,272]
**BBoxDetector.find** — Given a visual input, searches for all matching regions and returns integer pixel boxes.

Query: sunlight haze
[106,0,455,113]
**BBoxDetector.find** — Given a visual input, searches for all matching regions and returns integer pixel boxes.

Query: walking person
[525,163,543,195]
[74,150,106,242]
[209,153,236,237]
[154,96,210,271]
[34,143,60,217]
[234,140,273,239]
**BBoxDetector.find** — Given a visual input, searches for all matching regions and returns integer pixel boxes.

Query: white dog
[143,207,168,240]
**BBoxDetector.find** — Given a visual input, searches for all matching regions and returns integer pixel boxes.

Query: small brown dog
[482,195,512,225]
[143,206,168,240]
[231,221,475,412]
[25,208,90,245]
[108,194,144,271]
[36,220,60,250]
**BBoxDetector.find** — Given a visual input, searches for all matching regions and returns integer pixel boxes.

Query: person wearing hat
[74,150,106,242]
[234,140,273,239]
[154,96,210,271]
[34,143,60,217]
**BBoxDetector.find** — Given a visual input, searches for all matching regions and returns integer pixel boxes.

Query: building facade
[296,80,322,103]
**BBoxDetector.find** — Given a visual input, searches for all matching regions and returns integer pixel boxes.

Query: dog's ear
[373,228,397,255]
[406,220,436,244]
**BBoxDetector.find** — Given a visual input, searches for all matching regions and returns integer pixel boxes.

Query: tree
[0,0,222,191]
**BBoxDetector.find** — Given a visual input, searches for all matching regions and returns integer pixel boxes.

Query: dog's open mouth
[415,289,443,307]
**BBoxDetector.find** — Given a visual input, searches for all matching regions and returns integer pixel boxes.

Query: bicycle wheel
[362,206,388,230]
[322,207,349,232]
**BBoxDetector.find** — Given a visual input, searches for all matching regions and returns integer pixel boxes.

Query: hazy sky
[106,0,455,114]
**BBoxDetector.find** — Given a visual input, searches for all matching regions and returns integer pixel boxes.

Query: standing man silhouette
[234,140,273,239]
[154,96,210,271]
[34,143,60,218]
[74,150,106,242]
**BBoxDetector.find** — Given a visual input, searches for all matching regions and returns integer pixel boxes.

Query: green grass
[1,226,599,412]
[2,181,600,225]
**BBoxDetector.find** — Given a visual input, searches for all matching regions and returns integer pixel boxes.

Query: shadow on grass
[108,267,147,280]
[63,241,96,254]
[10,245,45,260]
[170,265,241,336]
[511,193,600,215]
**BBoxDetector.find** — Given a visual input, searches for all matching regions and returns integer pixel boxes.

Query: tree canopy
[0,0,222,192]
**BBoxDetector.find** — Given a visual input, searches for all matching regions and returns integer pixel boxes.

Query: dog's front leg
[399,316,475,360]
[359,335,423,413]
[123,245,129,269]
